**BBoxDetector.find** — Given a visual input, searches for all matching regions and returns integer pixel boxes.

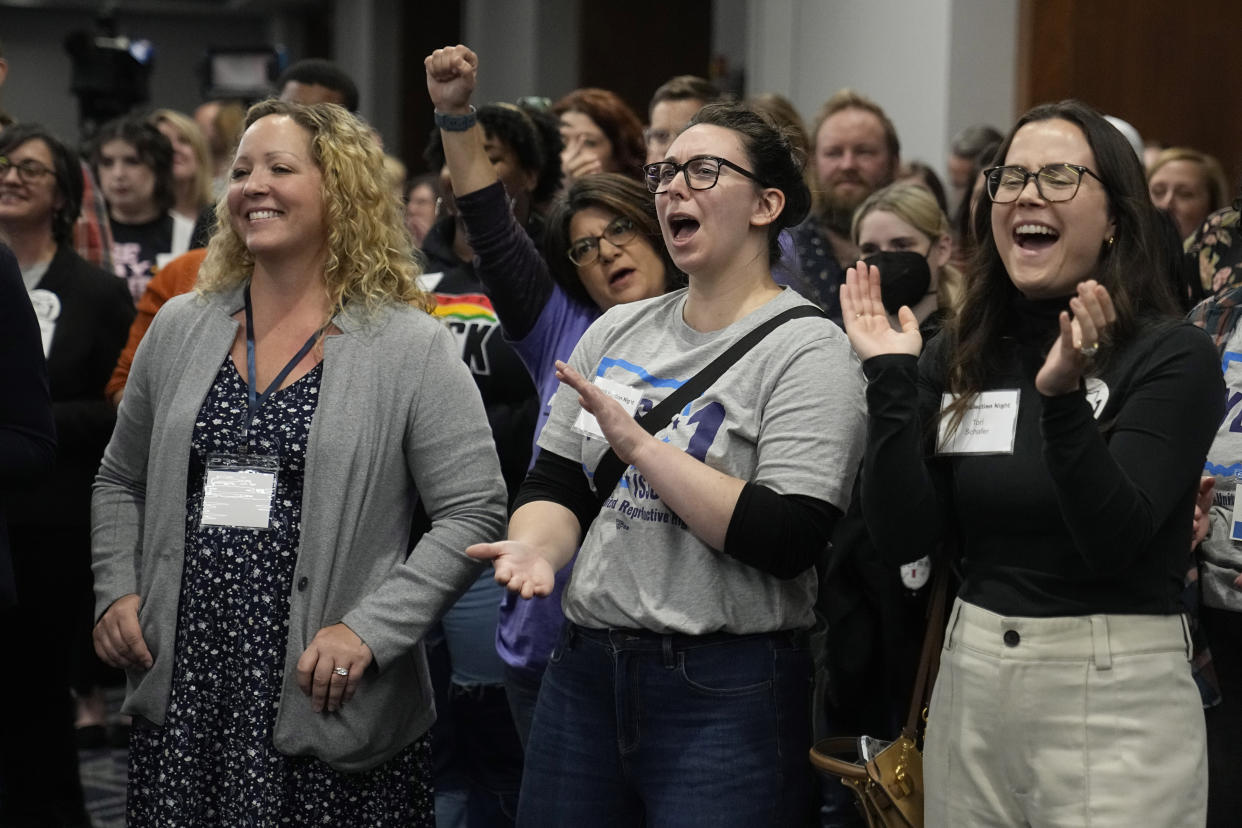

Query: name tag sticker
[900,555,932,590]
[573,375,643,440]
[201,454,279,530]
[1084,378,1110,420]
[936,389,1020,455]
[27,288,61,358]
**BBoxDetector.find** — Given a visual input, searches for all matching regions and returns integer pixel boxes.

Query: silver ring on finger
[1079,342,1099,358]
[333,666,349,677]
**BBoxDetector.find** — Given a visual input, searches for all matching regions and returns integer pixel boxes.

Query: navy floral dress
[127,356,433,826]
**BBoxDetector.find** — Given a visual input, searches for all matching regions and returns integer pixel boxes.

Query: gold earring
[1107,235,1115,247]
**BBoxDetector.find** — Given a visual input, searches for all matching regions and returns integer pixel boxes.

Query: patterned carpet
[79,687,128,828]
[80,743,127,828]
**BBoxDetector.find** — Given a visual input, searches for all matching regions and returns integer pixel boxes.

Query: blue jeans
[517,623,815,827]
[430,572,522,827]
[503,661,545,749]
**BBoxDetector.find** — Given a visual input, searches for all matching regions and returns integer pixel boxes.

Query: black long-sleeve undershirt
[515,448,839,580]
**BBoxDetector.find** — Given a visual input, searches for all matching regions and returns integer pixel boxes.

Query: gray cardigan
[91,286,507,772]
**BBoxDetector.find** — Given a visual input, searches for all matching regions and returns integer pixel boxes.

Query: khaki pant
[925,599,1207,827]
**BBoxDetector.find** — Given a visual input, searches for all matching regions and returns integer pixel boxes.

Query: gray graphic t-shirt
[1203,322,1242,611]
[538,287,866,634]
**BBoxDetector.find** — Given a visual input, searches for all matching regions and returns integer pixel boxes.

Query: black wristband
[434,106,478,132]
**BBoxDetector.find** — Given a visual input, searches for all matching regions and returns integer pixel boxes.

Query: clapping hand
[840,260,923,360]
[1035,280,1117,396]
[554,360,650,465]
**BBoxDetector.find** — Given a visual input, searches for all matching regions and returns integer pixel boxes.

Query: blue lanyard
[242,283,328,441]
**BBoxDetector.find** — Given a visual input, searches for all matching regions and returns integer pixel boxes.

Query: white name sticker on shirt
[201,455,279,530]
[572,375,643,440]
[899,555,932,590]
[1084,378,1110,420]
[27,288,61,358]
[936,389,1020,455]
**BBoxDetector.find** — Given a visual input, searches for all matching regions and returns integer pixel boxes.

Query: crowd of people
[0,32,1239,828]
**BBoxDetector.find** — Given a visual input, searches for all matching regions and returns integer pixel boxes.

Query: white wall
[946,0,1018,146]
[333,0,401,142]
[464,0,579,103]
[745,0,1017,182]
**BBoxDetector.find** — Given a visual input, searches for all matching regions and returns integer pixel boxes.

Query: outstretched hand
[555,360,650,465]
[1035,280,1117,396]
[425,44,478,114]
[840,260,922,361]
[466,540,557,598]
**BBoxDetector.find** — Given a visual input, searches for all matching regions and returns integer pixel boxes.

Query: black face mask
[863,250,932,315]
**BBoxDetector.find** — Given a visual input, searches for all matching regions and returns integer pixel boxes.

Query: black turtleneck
[858,298,1224,616]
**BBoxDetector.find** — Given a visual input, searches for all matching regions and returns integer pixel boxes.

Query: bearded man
[778,90,899,325]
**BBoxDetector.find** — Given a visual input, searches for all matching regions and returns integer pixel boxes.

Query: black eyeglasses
[0,156,55,183]
[983,163,1104,204]
[643,155,759,194]
[567,215,638,266]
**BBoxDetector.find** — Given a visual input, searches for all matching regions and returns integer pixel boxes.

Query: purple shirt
[456,182,600,673]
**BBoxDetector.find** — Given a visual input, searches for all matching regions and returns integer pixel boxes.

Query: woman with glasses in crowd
[426,45,677,754]
[468,100,865,825]
[91,100,507,825]
[843,100,1220,826]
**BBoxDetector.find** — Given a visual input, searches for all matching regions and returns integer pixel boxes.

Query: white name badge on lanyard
[201,453,279,530]
[573,375,643,440]
[936,389,1020,455]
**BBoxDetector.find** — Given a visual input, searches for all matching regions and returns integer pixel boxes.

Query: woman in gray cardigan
[91,99,507,825]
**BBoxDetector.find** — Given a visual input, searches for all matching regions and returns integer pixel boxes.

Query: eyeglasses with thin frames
[643,155,759,195]
[983,163,1105,204]
[567,215,638,267]
[0,156,55,184]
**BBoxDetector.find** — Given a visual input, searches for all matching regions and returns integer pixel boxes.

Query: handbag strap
[902,561,951,740]
[591,304,827,507]
[808,736,872,781]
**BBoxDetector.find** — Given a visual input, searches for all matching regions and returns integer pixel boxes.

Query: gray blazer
[92,286,507,772]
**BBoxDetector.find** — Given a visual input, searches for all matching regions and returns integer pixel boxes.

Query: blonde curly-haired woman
[91,100,507,825]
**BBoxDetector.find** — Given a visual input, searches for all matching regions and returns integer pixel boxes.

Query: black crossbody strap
[591,304,828,507]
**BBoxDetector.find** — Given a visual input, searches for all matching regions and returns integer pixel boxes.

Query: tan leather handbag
[808,569,949,828]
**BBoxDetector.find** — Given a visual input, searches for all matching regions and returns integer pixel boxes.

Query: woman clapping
[843,100,1221,826]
